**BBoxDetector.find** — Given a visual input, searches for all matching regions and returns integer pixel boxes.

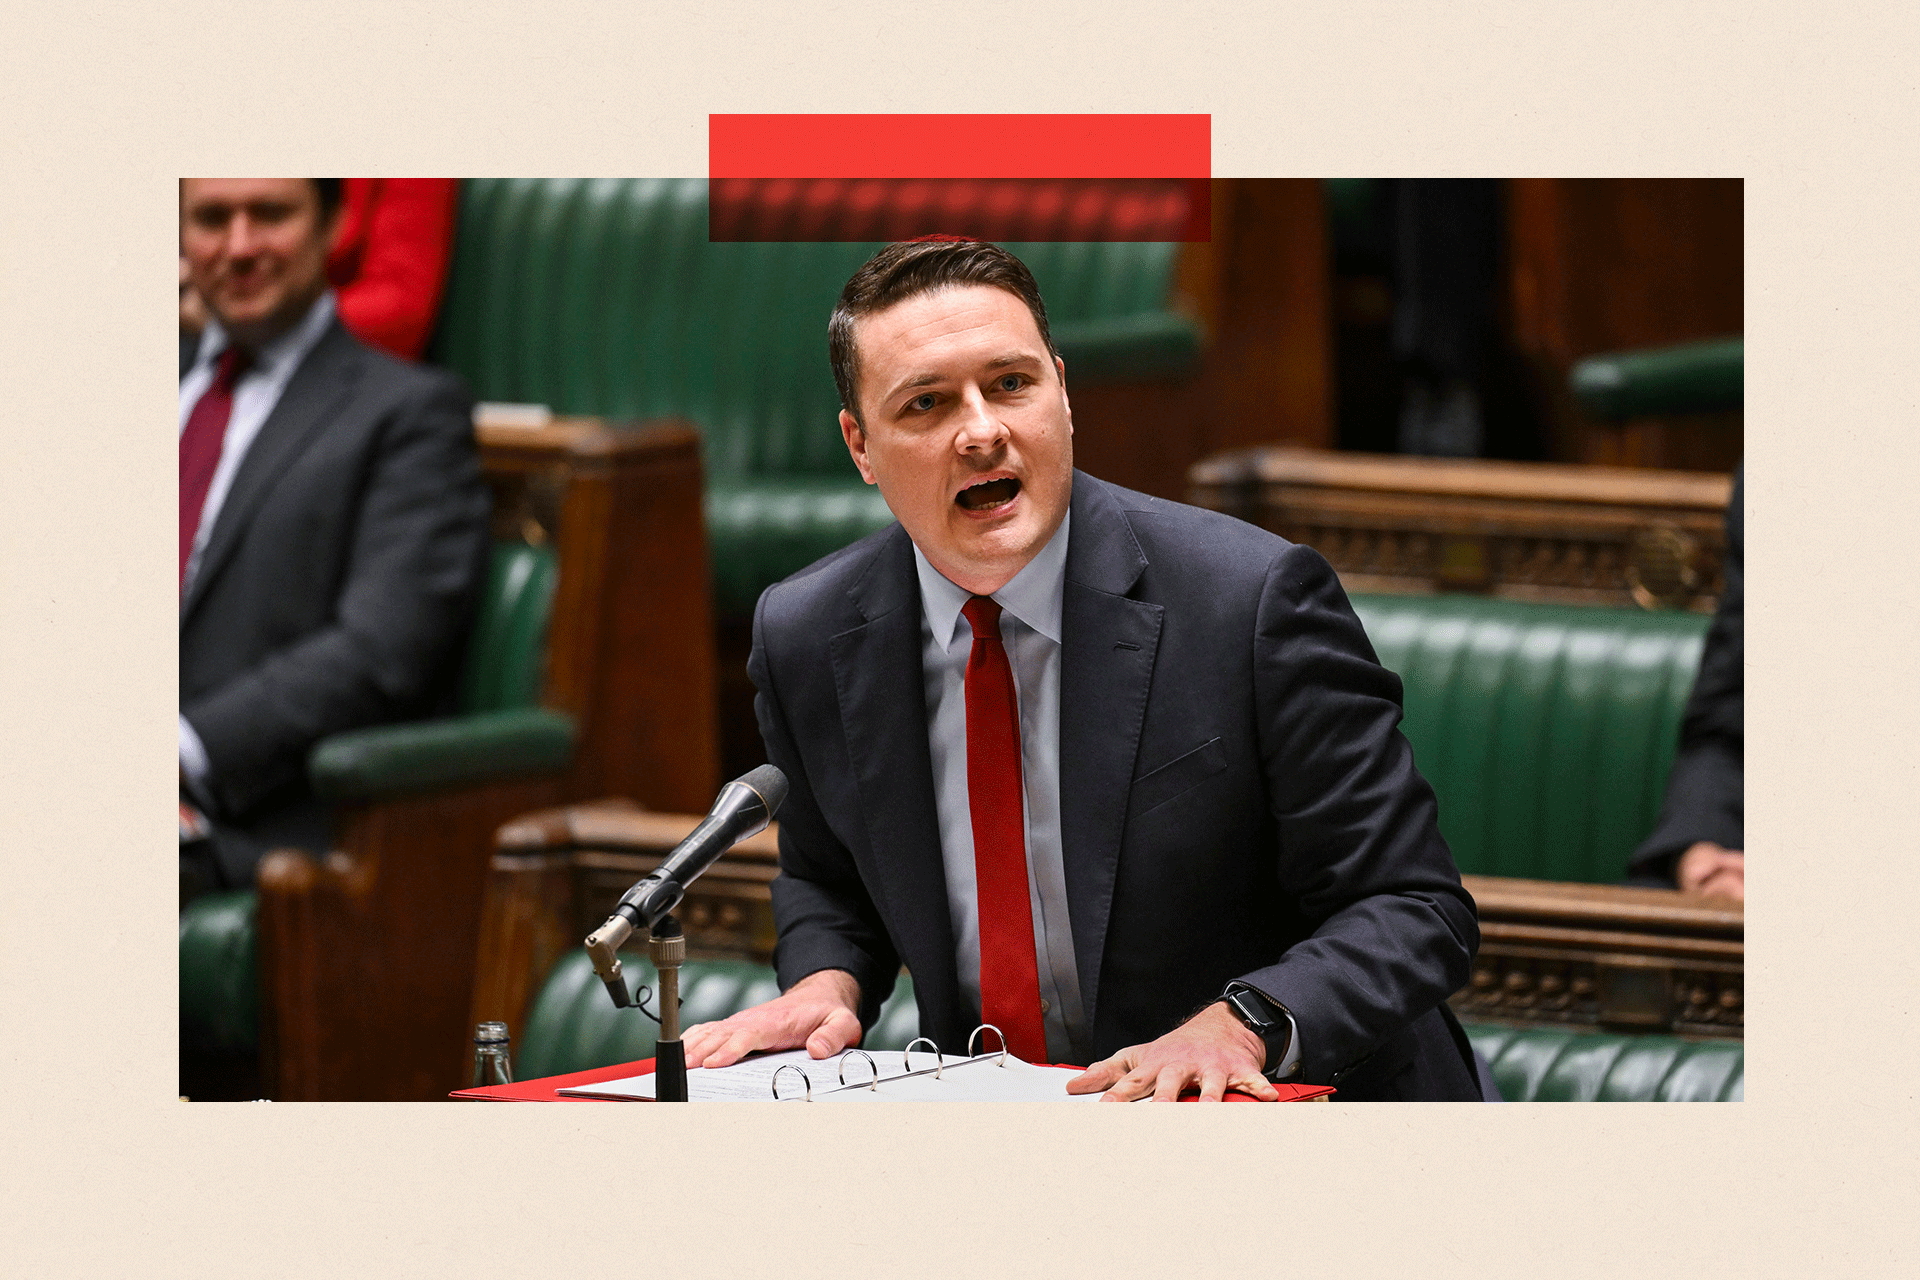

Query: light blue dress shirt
[912,512,1089,1065]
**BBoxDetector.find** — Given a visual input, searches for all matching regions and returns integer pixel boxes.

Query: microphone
[584,764,788,1005]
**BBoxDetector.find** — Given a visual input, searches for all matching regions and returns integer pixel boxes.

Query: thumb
[806,1008,860,1058]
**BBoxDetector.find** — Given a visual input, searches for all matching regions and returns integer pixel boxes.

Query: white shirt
[178,291,338,788]
[913,513,1089,1065]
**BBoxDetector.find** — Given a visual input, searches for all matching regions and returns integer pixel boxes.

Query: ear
[1055,354,1073,437]
[840,409,878,485]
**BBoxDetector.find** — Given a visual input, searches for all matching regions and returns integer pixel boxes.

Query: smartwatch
[1221,982,1301,1081]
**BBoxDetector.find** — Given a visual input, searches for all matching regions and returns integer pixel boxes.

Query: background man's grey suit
[180,320,489,883]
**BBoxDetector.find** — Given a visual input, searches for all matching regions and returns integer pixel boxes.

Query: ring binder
[839,1049,879,1090]
[551,1020,1330,1100]
[771,1063,811,1101]
[966,1024,1010,1065]
[902,1037,945,1080]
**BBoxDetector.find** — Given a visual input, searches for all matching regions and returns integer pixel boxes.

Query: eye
[907,393,938,413]
[996,374,1027,392]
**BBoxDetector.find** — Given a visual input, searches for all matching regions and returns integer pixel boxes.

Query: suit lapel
[826,529,961,1018]
[181,322,363,624]
[1058,474,1161,1039]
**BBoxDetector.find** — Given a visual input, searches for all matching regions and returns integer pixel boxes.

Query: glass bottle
[471,1021,514,1087]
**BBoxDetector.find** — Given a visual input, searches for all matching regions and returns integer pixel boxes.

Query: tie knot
[213,344,252,389]
[961,595,1002,638]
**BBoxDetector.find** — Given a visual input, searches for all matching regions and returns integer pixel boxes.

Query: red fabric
[961,596,1049,1064]
[178,346,250,587]
[325,178,459,360]
[707,114,1211,179]
[452,1056,1335,1102]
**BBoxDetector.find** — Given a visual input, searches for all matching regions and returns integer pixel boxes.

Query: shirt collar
[913,509,1071,653]
[194,290,338,380]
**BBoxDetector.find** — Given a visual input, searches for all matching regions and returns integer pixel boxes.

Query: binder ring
[771,1064,812,1101]
[967,1024,1011,1066]
[903,1037,944,1080]
[839,1049,879,1090]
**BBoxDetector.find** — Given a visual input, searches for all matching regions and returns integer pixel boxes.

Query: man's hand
[1677,841,1745,903]
[681,968,863,1069]
[1067,1002,1282,1102]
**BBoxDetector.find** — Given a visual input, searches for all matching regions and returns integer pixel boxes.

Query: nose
[226,212,262,258]
[952,385,1007,454]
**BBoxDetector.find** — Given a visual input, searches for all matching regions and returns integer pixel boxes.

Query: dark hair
[829,238,1058,424]
[311,179,345,221]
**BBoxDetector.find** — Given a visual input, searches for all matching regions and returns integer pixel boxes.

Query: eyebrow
[882,352,1045,405]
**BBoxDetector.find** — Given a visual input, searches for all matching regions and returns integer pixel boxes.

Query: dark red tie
[180,345,251,589]
[961,596,1049,1063]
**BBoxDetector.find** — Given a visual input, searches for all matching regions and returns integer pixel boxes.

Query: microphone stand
[649,914,687,1103]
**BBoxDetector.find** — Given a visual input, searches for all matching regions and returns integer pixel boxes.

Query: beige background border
[2,1,1913,1273]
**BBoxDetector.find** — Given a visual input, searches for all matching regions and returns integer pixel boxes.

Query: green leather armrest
[1570,336,1743,419]
[308,707,576,802]
[1053,312,1204,382]
[179,890,258,1054]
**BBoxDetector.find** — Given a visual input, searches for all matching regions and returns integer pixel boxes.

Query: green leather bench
[513,952,1740,1101]
[431,178,1203,617]
[180,541,575,1074]
[1350,593,1707,882]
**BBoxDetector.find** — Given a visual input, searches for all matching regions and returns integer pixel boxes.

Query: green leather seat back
[459,541,559,714]
[1350,594,1709,883]
[516,949,921,1080]
[1466,1022,1742,1101]
[515,952,1741,1100]
[431,179,1198,614]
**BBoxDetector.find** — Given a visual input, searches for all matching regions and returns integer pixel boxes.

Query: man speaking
[682,239,1482,1101]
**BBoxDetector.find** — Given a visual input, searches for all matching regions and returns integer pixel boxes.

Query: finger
[1196,1068,1229,1102]
[1151,1065,1190,1102]
[1099,1064,1156,1102]
[680,1023,723,1068]
[1233,1073,1282,1102]
[1067,1053,1130,1095]
[701,1026,762,1069]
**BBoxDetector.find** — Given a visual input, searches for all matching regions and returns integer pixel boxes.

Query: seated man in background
[180,178,460,361]
[178,178,490,905]
[683,238,1484,1100]
[1629,466,1744,901]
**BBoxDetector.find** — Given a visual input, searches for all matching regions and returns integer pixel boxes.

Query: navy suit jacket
[750,472,1481,1098]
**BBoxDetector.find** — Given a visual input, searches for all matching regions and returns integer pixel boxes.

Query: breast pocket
[1129,737,1228,818]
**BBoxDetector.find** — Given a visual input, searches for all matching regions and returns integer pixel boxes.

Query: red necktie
[961,596,1049,1063]
[180,346,251,589]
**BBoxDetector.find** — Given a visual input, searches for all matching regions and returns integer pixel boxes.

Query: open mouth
[956,477,1021,513]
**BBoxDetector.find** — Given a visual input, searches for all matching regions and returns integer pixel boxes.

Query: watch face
[1229,991,1273,1032]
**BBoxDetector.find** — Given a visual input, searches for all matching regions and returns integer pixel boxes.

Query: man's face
[180,179,335,348]
[840,284,1074,596]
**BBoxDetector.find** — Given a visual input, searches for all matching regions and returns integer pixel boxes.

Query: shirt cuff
[179,715,214,808]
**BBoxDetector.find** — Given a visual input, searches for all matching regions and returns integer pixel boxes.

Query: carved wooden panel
[1450,874,1742,1037]
[1189,444,1733,612]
